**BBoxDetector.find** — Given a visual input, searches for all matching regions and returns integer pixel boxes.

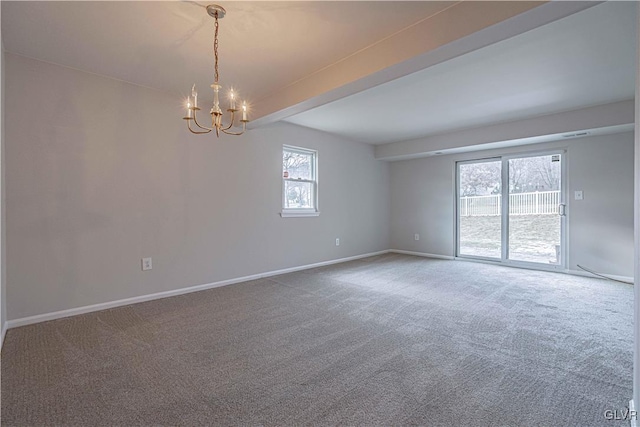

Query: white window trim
[280,210,320,218]
[281,145,319,217]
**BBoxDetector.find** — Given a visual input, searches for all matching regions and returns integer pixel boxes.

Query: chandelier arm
[192,111,215,131]
[220,121,247,136]
[187,120,212,134]
[220,110,236,131]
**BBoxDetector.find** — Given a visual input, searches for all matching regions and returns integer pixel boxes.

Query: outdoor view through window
[283,146,317,211]
[458,154,562,265]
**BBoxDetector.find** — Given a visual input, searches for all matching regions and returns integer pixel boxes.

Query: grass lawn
[460,215,561,264]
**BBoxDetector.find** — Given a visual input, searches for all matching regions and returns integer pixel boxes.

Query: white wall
[390,132,635,277]
[633,0,639,412]
[4,54,390,321]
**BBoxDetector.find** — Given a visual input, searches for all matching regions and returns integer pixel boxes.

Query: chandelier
[183,4,248,136]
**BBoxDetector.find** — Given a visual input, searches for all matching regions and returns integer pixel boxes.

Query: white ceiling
[285,1,637,145]
[2,1,636,146]
[1,1,454,104]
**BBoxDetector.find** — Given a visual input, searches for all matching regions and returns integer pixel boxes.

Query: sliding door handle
[558,204,566,216]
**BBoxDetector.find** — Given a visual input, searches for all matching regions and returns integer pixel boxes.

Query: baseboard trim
[389,249,454,260]
[6,250,390,329]
[454,255,634,284]
[5,248,631,330]
[630,400,637,427]
[564,268,634,285]
[1,321,7,351]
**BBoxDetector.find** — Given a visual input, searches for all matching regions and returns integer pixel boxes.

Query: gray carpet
[1,254,634,426]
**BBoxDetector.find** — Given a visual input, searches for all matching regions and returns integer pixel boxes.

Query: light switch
[574,191,584,200]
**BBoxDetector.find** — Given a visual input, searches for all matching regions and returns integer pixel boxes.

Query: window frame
[281,145,319,217]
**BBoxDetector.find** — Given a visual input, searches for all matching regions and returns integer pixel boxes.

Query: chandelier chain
[214,14,219,84]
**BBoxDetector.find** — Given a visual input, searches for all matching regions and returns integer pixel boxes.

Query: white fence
[460,190,560,217]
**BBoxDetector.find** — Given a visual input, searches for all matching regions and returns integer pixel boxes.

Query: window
[281,145,319,217]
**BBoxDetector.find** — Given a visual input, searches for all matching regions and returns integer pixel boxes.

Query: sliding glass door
[458,159,502,259]
[507,154,563,265]
[457,152,565,269]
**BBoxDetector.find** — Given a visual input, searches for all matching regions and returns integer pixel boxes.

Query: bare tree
[459,162,501,196]
[461,156,560,196]
[509,158,526,193]
[283,152,309,177]
[531,156,560,190]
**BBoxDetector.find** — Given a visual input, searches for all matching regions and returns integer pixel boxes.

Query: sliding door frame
[455,156,503,262]
[455,149,568,272]
[502,149,567,271]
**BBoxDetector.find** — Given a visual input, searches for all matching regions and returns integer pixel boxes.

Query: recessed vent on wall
[562,131,590,138]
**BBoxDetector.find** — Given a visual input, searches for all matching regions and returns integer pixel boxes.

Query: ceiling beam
[250,1,601,128]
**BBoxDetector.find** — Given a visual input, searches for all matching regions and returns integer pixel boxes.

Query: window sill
[280,211,320,218]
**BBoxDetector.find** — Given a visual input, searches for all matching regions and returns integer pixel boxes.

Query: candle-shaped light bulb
[229,89,236,110]
[191,84,198,108]
[242,102,247,121]
[186,97,192,118]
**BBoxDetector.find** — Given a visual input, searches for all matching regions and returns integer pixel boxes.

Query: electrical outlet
[142,257,152,271]
[414,234,420,241]
[335,238,340,246]
[574,190,584,200]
